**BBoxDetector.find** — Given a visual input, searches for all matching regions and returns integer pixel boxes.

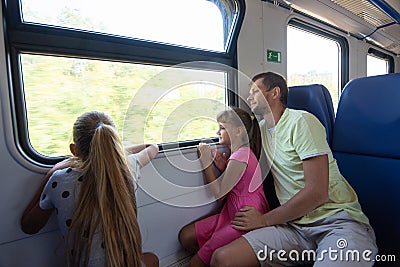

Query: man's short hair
[252,72,288,106]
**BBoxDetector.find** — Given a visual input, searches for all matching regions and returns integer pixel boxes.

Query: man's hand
[231,206,267,231]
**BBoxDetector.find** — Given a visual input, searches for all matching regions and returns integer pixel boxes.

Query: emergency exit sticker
[266,49,281,63]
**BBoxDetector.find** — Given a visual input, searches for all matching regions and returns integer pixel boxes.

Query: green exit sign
[266,49,281,63]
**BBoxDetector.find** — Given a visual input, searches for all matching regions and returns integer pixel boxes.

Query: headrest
[332,73,400,159]
[287,84,335,145]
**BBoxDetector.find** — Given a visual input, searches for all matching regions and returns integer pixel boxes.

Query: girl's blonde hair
[66,111,142,267]
[217,107,261,159]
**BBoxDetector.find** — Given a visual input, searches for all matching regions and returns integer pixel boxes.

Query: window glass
[8,0,243,162]
[287,26,341,112]
[367,54,388,76]
[22,54,225,157]
[21,0,226,52]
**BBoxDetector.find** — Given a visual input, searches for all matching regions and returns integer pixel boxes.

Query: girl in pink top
[179,107,270,266]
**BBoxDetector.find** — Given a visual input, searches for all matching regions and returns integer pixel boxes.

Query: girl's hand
[45,157,79,180]
[197,143,213,168]
[54,156,78,169]
[212,150,228,172]
[231,206,267,231]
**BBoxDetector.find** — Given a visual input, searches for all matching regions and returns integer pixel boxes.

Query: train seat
[332,73,400,262]
[287,84,335,145]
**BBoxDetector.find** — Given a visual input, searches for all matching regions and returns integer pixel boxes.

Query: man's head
[247,72,288,116]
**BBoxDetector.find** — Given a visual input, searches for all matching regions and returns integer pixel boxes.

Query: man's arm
[232,154,329,230]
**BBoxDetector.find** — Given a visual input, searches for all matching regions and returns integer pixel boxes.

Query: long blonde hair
[66,111,142,267]
[217,107,261,159]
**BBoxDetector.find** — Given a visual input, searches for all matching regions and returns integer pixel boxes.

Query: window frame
[2,0,245,165]
[367,47,395,74]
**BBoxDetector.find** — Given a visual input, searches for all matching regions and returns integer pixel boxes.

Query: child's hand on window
[197,143,213,168]
[212,150,228,172]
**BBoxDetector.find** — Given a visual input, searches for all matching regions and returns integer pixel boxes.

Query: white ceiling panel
[279,0,400,55]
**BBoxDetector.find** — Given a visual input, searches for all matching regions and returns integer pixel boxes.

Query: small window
[287,21,348,112]
[21,54,226,157]
[367,48,394,76]
[367,55,387,76]
[21,0,230,52]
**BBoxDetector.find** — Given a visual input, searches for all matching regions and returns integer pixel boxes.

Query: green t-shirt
[261,108,369,225]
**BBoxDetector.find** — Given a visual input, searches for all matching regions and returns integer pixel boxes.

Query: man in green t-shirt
[211,72,377,266]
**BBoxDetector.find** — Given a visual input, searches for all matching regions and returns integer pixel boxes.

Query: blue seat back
[287,84,335,145]
[332,73,400,259]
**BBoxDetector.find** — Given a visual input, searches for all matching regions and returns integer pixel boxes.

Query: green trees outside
[22,54,225,157]
[20,2,226,158]
[289,71,339,110]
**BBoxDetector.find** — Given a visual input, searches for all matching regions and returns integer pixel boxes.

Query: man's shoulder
[286,108,310,117]
[286,108,319,123]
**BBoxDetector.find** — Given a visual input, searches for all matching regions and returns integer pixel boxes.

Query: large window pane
[21,0,227,52]
[287,26,341,112]
[22,54,226,157]
[7,0,243,163]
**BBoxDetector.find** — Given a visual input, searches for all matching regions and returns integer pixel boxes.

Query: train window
[367,48,395,76]
[20,0,230,52]
[21,54,226,157]
[4,0,245,163]
[367,55,388,76]
[287,21,349,112]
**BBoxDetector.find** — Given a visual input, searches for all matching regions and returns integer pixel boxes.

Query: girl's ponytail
[248,114,262,160]
[89,124,142,267]
[67,111,142,267]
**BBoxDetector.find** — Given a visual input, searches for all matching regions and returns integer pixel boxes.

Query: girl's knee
[211,237,260,267]
[210,248,229,267]
[178,225,190,245]
[179,224,198,252]
[178,227,186,244]
[142,252,159,267]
